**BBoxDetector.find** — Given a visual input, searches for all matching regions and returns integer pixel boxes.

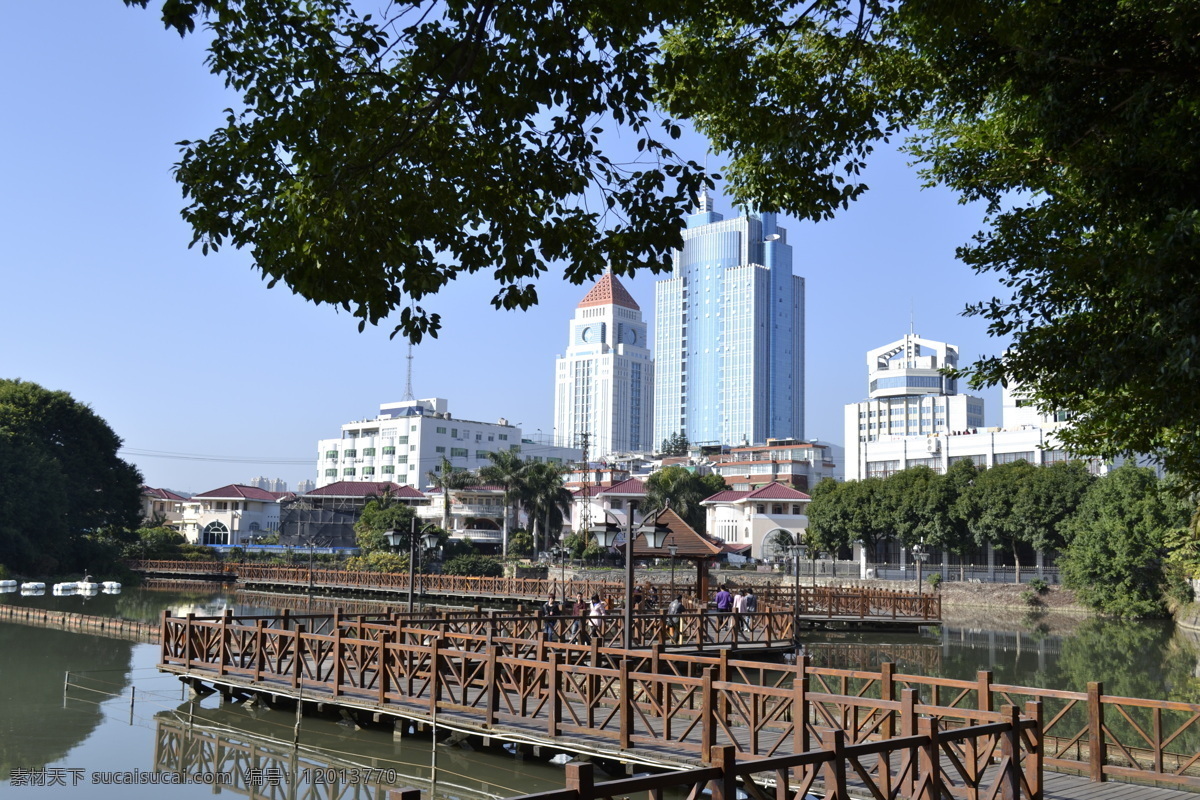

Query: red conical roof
[578,272,639,311]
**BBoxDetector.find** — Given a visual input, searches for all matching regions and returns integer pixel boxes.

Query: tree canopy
[644,465,726,533]
[0,379,143,574]
[128,0,1200,485]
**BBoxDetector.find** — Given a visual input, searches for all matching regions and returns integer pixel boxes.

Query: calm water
[3,585,1199,798]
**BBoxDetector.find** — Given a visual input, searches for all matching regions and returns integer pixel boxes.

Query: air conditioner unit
[926,437,941,454]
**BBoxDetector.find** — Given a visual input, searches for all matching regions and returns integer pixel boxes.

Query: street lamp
[589,502,671,649]
[788,541,807,622]
[667,536,679,600]
[386,519,441,613]
[912,540,930,596]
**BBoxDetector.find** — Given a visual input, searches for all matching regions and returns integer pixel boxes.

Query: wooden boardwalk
[128,559,942,626]
[157,610,1200,799]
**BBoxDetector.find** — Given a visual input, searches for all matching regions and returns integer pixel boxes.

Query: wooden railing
[129,560,941,620]
[158,610,1200,790]
[510,730,1041,800]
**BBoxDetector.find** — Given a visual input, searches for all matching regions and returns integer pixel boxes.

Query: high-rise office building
[554,273,654,457]
[653,193,804,449]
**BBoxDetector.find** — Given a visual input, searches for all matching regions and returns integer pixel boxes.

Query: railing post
[254,619,265,681]
[485,644,500,728]
[1025,700,1044,800]
[548,652,561,737]
[792,655,810,762]
[701,667,717,762]
[332,621,343,697]
[1000,704,1021,800]
[977,669,994,717]
[159,610,170,664]
[292,624,306,689]
[428,638,442,717]
[1088,681,1106,782]
[820,727,848,800]
[900,687,918,798]
[918,715,943,800]
[218,611,229,676]
[619,657,633,750]
[184,613,194,669]
[378,626,391,705]
[707,744,737,800]
[565,761,594,800]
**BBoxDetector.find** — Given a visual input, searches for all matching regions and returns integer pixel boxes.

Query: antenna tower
[402,342,415,402]
[575,431,592,534]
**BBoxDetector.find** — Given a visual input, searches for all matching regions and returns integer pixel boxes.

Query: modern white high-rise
[844,333,986,479]
[653,192,804,450]
[316,398,580,491]
[554,273,654,457]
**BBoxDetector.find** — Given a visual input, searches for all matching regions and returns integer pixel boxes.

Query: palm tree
[426,456,478,534]
[521,462,573,553]
[480,449,528,559]
[645,465,725,533]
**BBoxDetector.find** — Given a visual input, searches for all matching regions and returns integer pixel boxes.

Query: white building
[712,439,842,492]
[180,484,285,546]
[844,334,1136,479]
[554,273,654,458]
[316,398,580,491]
[702,483,811,559]
[844,333,986,480]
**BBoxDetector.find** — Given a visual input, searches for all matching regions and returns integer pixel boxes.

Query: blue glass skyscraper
[653,192,805,449]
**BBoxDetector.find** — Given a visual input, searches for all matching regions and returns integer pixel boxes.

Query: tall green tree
[1012,461,1094,554]
[427,457,478,535]
[957,460,1039,582]
[645,466,725,533]
[520,461,573,553]
[480,449,528,559]
[1061,466,1191,617]
[353,500,416,554]
[0,380,142,574]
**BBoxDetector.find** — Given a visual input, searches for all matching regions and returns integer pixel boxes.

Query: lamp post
[386,519,440,613]
[912,540,930,596]
[589,502,671,650]
[667,536,678,600]
[789,541,807,624]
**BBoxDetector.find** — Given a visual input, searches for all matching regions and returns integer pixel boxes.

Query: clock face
[581,326,593,343]
[627,327,638,345]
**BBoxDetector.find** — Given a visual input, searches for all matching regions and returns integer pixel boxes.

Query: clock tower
[554,272,655,458]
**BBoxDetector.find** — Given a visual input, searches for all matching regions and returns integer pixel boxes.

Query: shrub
[1028,577,1049,594]
[926,572,942,591]
[0,564,9,580]
[1020,589,1041,606]
[346,551,408,573]
[443,554,503,577]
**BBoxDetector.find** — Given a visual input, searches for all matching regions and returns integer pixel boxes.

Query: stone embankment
[0,604,159,642]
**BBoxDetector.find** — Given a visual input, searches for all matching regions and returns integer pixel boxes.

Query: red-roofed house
[181,484,288,545]
[701,482,811,559]
[712,439,840,492]
[140,486,187,529]
[570,477,649,532]
[278,481,430,549]
[417,484,507,549]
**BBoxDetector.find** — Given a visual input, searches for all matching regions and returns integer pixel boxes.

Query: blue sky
[0,3,1008,493]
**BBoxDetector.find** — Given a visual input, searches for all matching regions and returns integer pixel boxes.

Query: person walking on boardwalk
[589,593,605,639]
[667,595,684,645]
[732,588,746,632]
[743,587,757,634]
[541,595,560,642]
[572,593,589,644]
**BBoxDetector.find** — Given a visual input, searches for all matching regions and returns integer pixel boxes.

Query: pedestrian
[572,592,590,644]
[743,587,757,633]
[589,593,606,638]
[542,595,561,642]
[732,588,746,632]
[667,594,684,645]
[715,585,733,614]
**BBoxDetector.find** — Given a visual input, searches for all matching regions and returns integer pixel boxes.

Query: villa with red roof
[180,484,289,545]
[140,486,187,529]
[569,476,649,532]
[701,482,811,559]
[553,272,655,460]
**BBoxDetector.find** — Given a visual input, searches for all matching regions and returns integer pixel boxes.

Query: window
[475,450,489,459]
[363,466,375,475]
[772,504,783,515]
[437,426,447,434]
[499,434,508,441]
[451,447,468,457]
[325,450,338,459]
[363,447,376,456]
[756,504,765,514]
[791,504,801,515]
[343,468,356,476]
[344,449,357,458]
[610,499,624,509]
[435,446,446,453]
[397,436,408,445]
[382,446,396,455]
[324,469,337,477]
[451,428,458,438]
[397,455,408,464]
[382,465,395,474]
[509,444,520,452]
[215,501,228,511]
[475,433,482,441]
